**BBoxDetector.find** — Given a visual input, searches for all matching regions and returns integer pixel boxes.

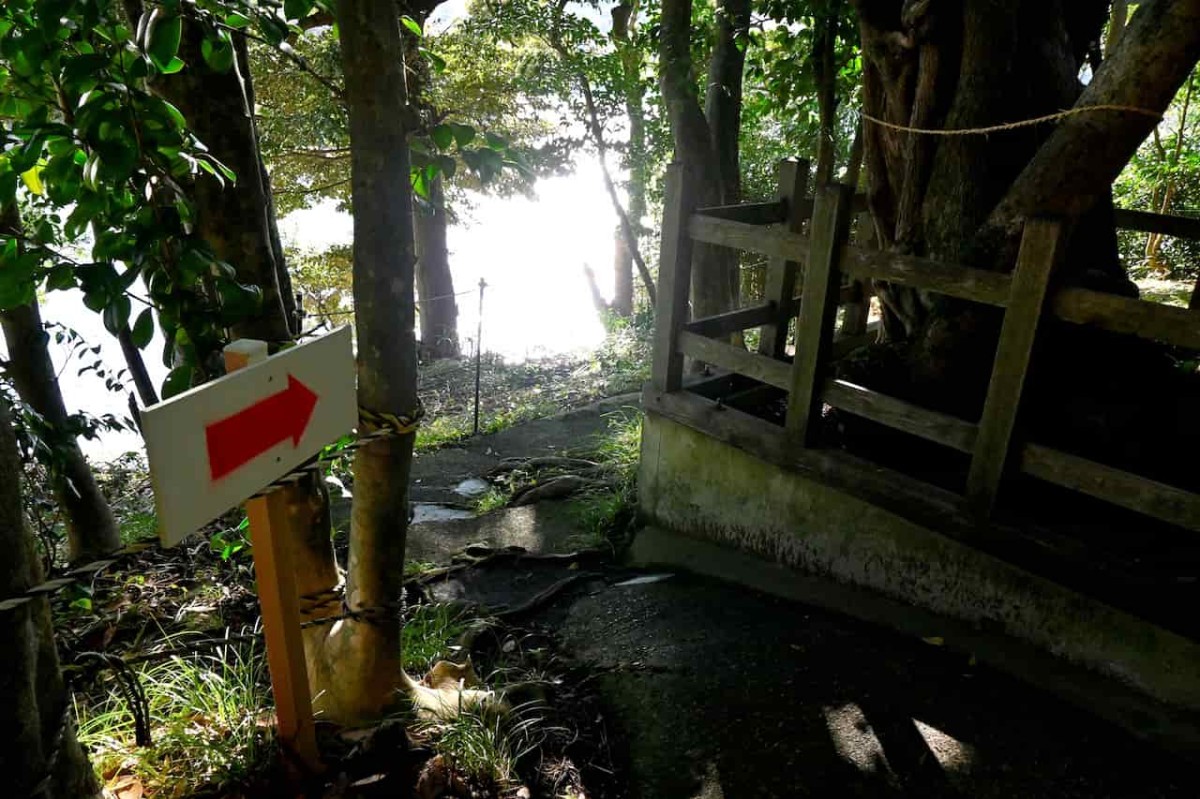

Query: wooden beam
[1113,208,1200,240]
[759,159,811,358]
[787,184,853,444]
[966,219,1067,518]
[1020,443,1200,533]
[1051,287,1200,350]
[651,163,698,393]
[841,245,1013,307]
[678,331,792,390]
[823,379,978,453]
[689,215,809,263]
[694,200,788,225]
[685,303,777,338]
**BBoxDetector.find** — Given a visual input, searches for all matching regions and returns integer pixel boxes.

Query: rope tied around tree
[357,401,425,439]
[860,104,1162,136]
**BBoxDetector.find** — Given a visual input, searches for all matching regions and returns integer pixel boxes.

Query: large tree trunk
[660,0,748,322]
[845,0,1200,466]
[0,397,101,798]
[150,12,296,343]
[309,0,419,724]
[414,178,460,360]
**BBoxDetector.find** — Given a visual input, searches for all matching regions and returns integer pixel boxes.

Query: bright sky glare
[18,155,618,461]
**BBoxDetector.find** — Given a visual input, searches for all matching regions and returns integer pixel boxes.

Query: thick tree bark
[414,175,460,359]
[150,12,296,343]
[0,397,100,798]
[1,300,122,563]
[660,0,747,322]
[310,0,419,724]
[841,0,1200,476]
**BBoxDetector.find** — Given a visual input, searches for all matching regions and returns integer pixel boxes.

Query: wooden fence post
[786,183,853,444]
[838,210,875,338]
[224,340,320,778]
[966,219,1067,518]
[758,158,811,358]
[651,163,698,393]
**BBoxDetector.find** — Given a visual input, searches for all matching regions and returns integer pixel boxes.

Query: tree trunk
[660,0,744,322]
[0,202,121,563]
[813,1,841,187]
[611,2,650,317]
[844,0,1200,454]
[150,12,296,343]
[309,0,419,724]
[117,325,159,407]
[0,397,101,799]
[414,175,460,359]
[404,18,459,360]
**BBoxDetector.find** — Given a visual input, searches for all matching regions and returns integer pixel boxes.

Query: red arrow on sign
[204,374,319,481]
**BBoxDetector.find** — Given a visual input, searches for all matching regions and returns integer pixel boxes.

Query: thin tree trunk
[564,33,656,308]
[414,175,460,359]
[0,206,121,563]
[117,325,159,407]
[0,397,101,799]
[405,19,460,359]
[611,1,648,316]
[310,0,419,724]
[1,300,122,562]
[1146,73,1193,272]
[813,1,841,187]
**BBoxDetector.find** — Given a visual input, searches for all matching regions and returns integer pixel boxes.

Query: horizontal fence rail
[651,162,1200,537]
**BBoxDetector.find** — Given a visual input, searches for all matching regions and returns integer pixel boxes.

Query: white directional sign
[142,326,356,546]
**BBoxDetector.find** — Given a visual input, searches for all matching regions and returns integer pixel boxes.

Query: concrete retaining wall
[637,411,1200,715]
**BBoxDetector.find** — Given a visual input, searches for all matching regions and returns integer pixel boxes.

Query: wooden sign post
[224,340,320,778]
[141,328,358,782]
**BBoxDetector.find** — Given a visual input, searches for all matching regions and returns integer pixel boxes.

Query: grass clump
[402,603,474,673]
[76,634,274,797]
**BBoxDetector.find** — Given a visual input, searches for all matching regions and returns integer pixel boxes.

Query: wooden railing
[649,160,1200,534]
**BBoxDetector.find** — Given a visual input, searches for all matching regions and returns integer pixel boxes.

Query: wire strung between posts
[860,104,1161,136]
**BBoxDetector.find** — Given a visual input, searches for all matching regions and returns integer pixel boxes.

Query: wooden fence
[648,159,1200,534]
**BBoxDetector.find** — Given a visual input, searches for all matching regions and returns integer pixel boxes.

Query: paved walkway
[406,397,1195,798]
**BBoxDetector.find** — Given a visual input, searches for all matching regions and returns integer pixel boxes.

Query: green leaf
[45,264,76,291]
[161,365,194,399]
[484,132,507,151]
[449,123,476,148]
[400,15,423,37]
[437,154,457,180]
[131,308,154,348]
[102,295,132,334]
[201,35,235,73]
[285,0,315,21]
[430,123,454,150]
[146,12,183,71]
[225,13,252,29]
[157,56,185,75]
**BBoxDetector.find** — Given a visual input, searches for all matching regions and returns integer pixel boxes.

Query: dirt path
[408,396,1195,798]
